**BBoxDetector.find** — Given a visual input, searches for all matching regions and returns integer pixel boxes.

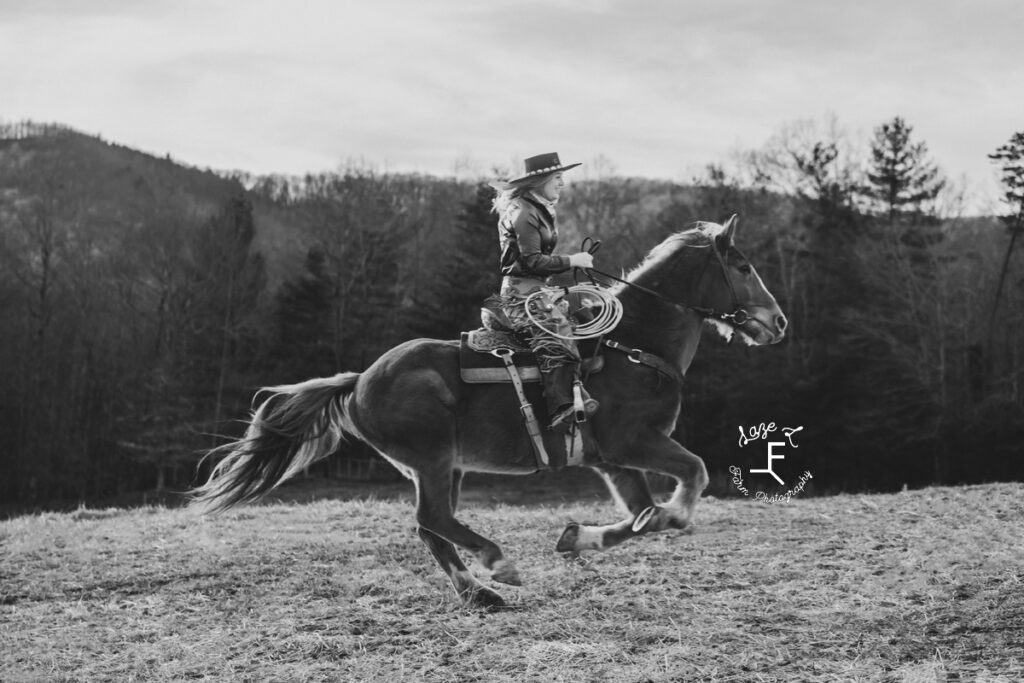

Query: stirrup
[549,399,598,429]
[572,382,599,423]
[549,406,574,429]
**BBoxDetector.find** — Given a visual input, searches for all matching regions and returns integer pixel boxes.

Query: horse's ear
[716,214,738,251]
[724,213,738,241]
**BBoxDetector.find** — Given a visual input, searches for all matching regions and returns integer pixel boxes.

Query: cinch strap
[492,348,550,467]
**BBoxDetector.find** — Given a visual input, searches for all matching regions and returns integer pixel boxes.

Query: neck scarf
[529,191,557,218]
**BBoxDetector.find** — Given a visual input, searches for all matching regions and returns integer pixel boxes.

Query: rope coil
[524,284,623,341]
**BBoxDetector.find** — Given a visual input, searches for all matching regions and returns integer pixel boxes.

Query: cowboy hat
[490,152,581,191]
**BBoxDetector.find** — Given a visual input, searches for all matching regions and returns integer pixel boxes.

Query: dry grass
[2,483,1022,682]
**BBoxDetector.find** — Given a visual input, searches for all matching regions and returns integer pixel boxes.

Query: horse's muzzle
[744,307,787,344]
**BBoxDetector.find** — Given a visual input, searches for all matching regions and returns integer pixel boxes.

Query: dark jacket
[498,195,570,278]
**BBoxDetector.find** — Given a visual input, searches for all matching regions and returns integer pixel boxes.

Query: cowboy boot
[547,367,600,429]
[542,364,577,429]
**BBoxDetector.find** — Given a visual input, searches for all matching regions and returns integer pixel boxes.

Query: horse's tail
[189,372,362,514]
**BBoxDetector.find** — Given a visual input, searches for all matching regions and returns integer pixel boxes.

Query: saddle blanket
[459,330,604,384]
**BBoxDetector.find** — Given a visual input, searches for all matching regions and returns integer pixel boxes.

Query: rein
[575,238,750,325]
[568,234,749,389]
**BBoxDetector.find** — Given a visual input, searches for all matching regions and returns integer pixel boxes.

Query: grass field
[2,481,1022,682]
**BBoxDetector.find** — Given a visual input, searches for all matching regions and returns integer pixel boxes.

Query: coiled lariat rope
[524,284,623,341]
[521,237,623,341]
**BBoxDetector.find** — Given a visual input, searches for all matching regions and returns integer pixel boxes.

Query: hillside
[0,124,240,211]
[0,124,309,289]
[2,483,1022,681]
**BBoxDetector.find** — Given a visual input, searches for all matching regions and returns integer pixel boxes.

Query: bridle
[705,238,751,326]
[577,234,750,326]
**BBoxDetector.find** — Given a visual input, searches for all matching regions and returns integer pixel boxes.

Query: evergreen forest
[1,118,1022,510]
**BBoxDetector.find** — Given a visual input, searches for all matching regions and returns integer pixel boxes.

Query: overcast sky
[1,0,1021,212]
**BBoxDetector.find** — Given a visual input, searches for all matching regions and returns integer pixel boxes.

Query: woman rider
[491,152,598,429]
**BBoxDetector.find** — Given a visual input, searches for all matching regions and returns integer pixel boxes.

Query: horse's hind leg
[416,470,506,607]
[556,465,661,553]
[414,465,521,605]
[417,528,506,609]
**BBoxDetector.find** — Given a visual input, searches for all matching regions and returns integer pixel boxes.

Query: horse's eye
[738,263,752,275]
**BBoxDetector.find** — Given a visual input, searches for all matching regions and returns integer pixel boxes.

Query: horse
[189,215,787,608]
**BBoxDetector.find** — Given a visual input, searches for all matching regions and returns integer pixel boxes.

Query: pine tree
[446,181,502,326]
[986,130,1024,343]
[274,246,335,378]
[864,117,945,222]
[989,131,1024,217]
[410,181,499,338]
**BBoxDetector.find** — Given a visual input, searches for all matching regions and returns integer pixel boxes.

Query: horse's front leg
[556,436,708,554]
[626,432,709,530]
[556,465,654,552]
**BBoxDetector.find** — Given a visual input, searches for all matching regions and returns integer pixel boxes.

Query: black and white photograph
[2,1,1022,681]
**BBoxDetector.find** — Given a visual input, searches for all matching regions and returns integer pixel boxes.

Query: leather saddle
[459,327,604,384]
[460,302,604,470]
[460,298,604,383]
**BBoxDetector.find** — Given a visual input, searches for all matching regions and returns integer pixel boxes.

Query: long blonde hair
[492,174,553,215]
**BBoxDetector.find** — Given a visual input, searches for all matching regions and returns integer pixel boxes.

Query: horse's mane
[621,221,724,286]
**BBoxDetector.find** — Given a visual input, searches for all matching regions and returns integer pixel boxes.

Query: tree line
[0,117,1021,510]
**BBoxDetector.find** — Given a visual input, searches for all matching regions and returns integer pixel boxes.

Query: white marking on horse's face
[705,318,734,343]
[737,329,759,346]
[749,265,782,315]
[704,318,758,346]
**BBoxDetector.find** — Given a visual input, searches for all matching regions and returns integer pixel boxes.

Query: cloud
[0,0,1019,209]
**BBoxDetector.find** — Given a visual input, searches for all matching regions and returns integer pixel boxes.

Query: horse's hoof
[556,523,580,553]
[491,559,522,586]
[667,516,695,533]
[461,585,506,610]
[632,506,657,532]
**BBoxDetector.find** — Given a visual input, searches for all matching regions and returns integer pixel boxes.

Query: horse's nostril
[776,315,788,331]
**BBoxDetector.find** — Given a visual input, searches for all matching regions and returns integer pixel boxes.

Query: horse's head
[700,215,787,345]
[627,216,787,345]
